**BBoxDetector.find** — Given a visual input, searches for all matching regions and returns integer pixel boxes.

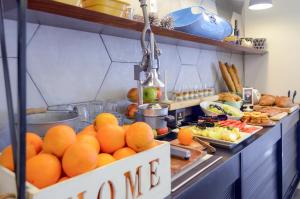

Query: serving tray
[172,125,263,149]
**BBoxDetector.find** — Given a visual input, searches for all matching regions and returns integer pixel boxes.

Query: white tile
[158,43,181,91]
[101,34,142,63]
[174,65,201,90]
[0,19,39,58]
[0,58,46,150]
[177,46,201,65]
[197,50,220,88]
[217,51,231,63]
[27,25,111,105]
[96,62,136,100]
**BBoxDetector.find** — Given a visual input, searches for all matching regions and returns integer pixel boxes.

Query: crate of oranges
[0,113,171,199]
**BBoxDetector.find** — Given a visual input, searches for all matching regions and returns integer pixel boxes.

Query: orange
[26,153,61,189]
[96,124,125,154]
[76,134,100,153]
[0,144,37,171]
[94,113,118,131]
[83,124,96,132]
[43,125,76,158]
[178,128,193,146]
[58,176,69,183]
[97,153,116,168]
[77,125,97,137]
[26,132,43,153]
[125,122,154,152]
[62,143,97,177]
[122,124,130,132]
[113,147,136,160]
[140,140,159,151]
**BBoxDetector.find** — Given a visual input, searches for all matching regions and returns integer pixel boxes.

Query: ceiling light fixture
[249,0,273,10]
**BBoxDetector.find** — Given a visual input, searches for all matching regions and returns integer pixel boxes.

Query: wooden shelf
[163,95,219,111]
[5,0,267,55]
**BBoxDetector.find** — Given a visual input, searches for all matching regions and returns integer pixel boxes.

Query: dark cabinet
[173,155,240,199]
[241,125,281,199]
[282,111,300,199]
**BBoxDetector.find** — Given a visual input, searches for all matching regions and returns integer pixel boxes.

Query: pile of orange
[0,112,158,190]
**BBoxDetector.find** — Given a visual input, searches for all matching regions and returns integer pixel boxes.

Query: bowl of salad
[200,101,243,120]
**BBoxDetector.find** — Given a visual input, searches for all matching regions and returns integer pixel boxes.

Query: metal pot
[137,103,174,129]
[26,110,80,137]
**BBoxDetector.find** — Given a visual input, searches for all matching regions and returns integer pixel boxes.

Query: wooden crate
[0,142,171,199]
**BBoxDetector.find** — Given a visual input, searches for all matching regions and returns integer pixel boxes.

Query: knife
[194,137,216,154]
[288,90,291,98]
[292,90,297,103]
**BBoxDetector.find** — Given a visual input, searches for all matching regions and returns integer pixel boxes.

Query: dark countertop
[166,109,299,199]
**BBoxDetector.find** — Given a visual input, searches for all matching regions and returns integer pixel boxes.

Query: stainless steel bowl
[27,111,80,137]
[137,103,172,129]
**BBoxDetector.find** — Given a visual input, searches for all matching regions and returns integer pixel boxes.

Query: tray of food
[200,101,243,120]
[172,123,262,149]
[241,111,276,126]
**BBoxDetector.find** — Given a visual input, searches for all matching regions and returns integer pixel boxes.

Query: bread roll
[219,61,236,92]
[259,95,276,106]
[275,96,293,108]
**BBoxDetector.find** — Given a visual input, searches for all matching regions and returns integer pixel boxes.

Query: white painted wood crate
[0,142,171,199]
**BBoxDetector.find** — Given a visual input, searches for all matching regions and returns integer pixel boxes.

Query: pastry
[275,96,293,108]
[259,95,276,106]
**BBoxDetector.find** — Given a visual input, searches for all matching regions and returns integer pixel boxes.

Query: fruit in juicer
[143,87,158,103]
[157,127,168,135]
[157,87,162,99]
[127,88,139,102]
[126,103,138,119]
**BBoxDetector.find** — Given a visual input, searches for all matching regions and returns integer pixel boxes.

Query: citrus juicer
[134,0,176,129]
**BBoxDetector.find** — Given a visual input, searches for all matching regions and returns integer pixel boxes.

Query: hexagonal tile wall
[96,62,136,101]
[174,65,202,91]
[177,46,201,65]
[1,19,39,58]
[101,34,142,63]
[197,49,220,89]
[0,58,47,150]
[27,25,111,105]
[158,43,182,92]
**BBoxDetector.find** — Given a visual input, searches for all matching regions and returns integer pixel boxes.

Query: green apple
[143,87,158,103]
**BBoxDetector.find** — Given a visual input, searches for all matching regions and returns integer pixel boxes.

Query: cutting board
[170,139,205,151]
[253,104,299,114]
[171,147,206,178]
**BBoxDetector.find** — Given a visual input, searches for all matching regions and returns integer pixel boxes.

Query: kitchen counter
[167,109,300,199]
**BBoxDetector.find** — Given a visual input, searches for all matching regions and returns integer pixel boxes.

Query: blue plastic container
[168,6,233,41]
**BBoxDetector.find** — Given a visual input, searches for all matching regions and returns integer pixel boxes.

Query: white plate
[200,101,243,120]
